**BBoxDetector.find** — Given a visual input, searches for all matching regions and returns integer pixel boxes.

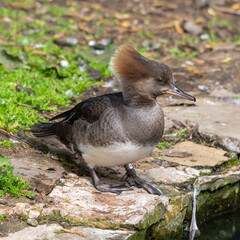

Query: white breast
[78,142,155,167]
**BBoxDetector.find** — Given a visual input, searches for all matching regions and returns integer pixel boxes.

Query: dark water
[190,212,240,240]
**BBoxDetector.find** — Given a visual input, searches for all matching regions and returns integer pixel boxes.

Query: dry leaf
[53,33,65,39]
[9,124,18,130]
[115,12,130,19]
[62,229,86,237]
[120,21,130,28]
[231,3,240,10]
[192,59,205,65]
[208,8,217,16]
[67,11,92,21]
[221,57,232,63]
[31,50,46,56]
[174,20,183,34]
[78,23,91,33]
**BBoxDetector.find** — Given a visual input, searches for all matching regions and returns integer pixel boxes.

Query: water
[189,184,200,240]
[193,212,240,240]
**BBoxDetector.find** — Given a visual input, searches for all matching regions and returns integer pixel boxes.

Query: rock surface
[158,141,228,166]
[164,97,240,152]
[1,224,133,240]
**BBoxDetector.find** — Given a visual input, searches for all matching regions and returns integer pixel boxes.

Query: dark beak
[166,83,196,102]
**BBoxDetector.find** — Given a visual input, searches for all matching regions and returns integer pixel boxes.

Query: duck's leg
[122,163,163,195]
[89,167,132,194]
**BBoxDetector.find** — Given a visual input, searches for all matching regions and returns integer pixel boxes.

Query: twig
[14,102,38,109]
[213,6,240,16]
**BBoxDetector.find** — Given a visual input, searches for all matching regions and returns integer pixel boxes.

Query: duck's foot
[90,167,132,194]
[122,163,163,195]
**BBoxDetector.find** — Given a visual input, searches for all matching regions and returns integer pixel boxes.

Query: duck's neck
[121,80,156,107]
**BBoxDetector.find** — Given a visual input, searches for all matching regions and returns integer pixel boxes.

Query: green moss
[0,155,35,198]
[188,183,240,225]
[0,140,13,147]
[157,141,173,150]
[220,155,239,171]
[37,210,135,230]
[169,48,198,58]
[138,203,165,230]
[164,128,188,137]
[0,214,7,221]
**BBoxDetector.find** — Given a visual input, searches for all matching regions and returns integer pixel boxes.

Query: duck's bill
[166,83,196,102]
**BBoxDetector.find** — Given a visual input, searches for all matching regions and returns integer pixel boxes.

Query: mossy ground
[0,4,112,134]
[0,155,35,198]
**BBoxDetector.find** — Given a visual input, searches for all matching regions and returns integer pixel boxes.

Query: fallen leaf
[53,33,65,39]
[187,67,202,74]
[221,57,232,63]
[208,8,217,16]
[192,59,205,65]
[62,229,86,237]
[174,20,183,34]
[120,21,130,28]
[231,3,240,10]
[31,50,46,56]
[115,12,130,19]
[67,11,92,21]
[78,23,91,33]
[9,124,18,130]
[120,227,128,231]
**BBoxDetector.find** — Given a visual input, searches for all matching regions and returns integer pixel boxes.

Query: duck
[31,43,195,195]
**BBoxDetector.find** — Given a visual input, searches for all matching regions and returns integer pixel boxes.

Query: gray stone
[163,97,240,151]
[27,218,38,227]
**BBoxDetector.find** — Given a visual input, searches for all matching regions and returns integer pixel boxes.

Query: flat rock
[164,97,240,151]
[1,224,62,240]
[1,224,133,240]
[11,151,65,194]
[157,141,228,167]
[58,226,134,240]
[143,166,199,184]
[46,173,168,228]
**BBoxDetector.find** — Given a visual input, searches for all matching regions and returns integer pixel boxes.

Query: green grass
[0,214,7,221]
[0,155,35,198]
[169,48,198,58]
[0,140,13,147]
[157,141,173,150]
[0,6,113,133]
[163,127,188,137]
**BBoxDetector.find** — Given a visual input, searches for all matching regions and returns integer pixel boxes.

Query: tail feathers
[31,122,57,137]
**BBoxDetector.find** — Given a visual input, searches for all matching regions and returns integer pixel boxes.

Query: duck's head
[111,43,196,103]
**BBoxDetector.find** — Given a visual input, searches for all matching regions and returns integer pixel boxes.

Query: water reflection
[191,212,240,240]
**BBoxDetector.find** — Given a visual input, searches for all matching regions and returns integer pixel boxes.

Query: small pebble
[60,60,69,68]
[200,33,209,40]
[27,218,38,227]
[65,89,73,96]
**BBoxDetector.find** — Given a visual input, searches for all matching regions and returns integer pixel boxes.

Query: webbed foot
[122,163,163,195]
[90,167,132,194]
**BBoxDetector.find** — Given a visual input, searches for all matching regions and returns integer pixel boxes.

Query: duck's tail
[31,122,57,138]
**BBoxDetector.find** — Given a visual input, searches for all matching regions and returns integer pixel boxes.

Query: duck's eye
[156,77,165,85]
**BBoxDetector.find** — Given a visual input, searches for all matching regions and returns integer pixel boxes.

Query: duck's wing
[31,92,124,138]
[51,92,124,124]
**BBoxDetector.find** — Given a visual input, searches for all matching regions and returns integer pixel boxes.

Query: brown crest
[111,43,152,81]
